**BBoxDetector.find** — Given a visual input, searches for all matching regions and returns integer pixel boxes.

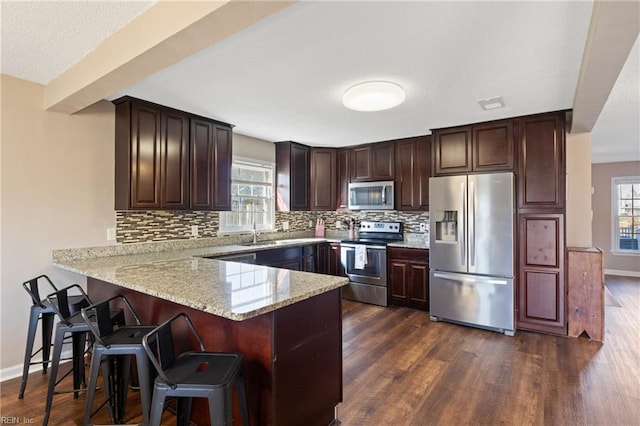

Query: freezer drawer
[429,271,514,335]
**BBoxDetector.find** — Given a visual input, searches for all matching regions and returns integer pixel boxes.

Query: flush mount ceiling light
[478,96,505,110]
[343,81,406,112]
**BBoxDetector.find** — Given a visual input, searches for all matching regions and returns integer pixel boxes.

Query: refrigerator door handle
[469,181,475,267]
[460,181,466,266]
[433,272,509,285]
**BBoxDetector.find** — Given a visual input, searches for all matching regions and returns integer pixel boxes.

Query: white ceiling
[1,1,638,163]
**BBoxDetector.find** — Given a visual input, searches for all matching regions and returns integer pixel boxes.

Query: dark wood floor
[1,275,639,425]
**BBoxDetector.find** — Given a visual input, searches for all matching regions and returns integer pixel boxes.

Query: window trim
[219,156,276,234]
[610,176,640,256]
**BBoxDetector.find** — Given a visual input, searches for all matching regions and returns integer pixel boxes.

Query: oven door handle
[340,244,386,250]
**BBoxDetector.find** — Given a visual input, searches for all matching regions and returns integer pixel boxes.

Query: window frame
[219,157,276,234]
[610,176,640,256]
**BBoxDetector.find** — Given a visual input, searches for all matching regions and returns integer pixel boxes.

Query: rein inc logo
[1,418,35,424]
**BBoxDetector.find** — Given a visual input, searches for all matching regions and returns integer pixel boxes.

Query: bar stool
[142,313,250,426]
[18,275,87,399]
[81,295,157,426]
[42,284,124,426]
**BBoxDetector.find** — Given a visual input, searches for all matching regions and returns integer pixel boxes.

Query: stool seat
[143,313,250,426]
[82,295,156,426]
[19,275,86,399]
[42,285,124,426]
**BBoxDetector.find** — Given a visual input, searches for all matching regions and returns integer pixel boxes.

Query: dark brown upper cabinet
[517,112,566,210]
[275,141,310,211]
[473,120,514,171]
[433,120,514,176]
[337,148,351,210]
[190,118,232,211]
[351,142,395,182]
[114,96,232,211]
[395,136,431,211]
[310,148,337,211]
[433,126,472,175]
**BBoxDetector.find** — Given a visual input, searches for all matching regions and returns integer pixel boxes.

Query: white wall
[0,75,116,378]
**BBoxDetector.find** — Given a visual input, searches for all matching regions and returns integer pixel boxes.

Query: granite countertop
[52,237,347,321]
[387,241,430,249]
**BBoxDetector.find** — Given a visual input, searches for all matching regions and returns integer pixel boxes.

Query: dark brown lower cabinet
[517,213,566,335]
[328,243,344,276]
[88,279,342,426]
[388,247,429,311]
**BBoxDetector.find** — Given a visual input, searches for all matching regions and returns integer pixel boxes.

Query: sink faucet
[252,221,260,244]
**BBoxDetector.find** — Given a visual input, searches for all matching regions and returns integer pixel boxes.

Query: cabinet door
[408,262,429,311]
[129,102,162,209]
[310,148,337,211]
[395,140,417,210]
[389,259,409,302]
[190,118,215,210]
[328,243,344,276]
[395,136,431,211]
[212,124,232,210]
[517,113,566,209]
[351,145,371,182]
[433,126,472,175]
[416,136,432,209]
[190,119,232,210]
[161,111,190,209]
[371,142,394,180]
[472,120,514,172]
[291,144,310,211]
[337,149,350,210]
[317,243,329,274]
[517,213,566,334]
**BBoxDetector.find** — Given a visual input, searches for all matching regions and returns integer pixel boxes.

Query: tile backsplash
[116,210,429,244]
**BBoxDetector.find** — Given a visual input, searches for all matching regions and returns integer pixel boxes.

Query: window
[219,158,275,233]
[612,176,640,253]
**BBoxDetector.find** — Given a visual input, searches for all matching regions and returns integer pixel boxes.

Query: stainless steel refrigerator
[429,172,515,336]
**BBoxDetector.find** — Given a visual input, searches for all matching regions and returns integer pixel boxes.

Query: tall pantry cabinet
[515,112,567,335]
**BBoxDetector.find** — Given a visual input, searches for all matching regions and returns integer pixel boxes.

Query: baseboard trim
[0,349,73,383]
[605,269,640,278]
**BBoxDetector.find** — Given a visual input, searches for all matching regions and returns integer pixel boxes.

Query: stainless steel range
[340,221,403,306]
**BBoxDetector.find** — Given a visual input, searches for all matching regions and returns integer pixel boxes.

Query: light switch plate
[191,225,199,237]
[106,228,116,241]
[283,221,290,231]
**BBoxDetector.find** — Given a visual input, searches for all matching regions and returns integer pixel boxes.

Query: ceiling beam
[43,0,296,114]
[571,0,640,133]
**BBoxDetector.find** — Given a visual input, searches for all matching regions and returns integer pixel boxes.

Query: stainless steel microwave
[348,181,395,210]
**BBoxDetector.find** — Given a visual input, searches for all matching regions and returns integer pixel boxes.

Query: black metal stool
[142,313,250,426]
[81,295,157,426]
[18,275,86,399]
[42,284,124,426]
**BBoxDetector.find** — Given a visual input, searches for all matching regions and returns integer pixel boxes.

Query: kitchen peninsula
[52,239,348,426]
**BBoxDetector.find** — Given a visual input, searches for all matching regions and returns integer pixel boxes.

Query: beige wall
[233,133,275,163]
[566,133,593,247]
[0,75,116,377]
[592,161,640,275]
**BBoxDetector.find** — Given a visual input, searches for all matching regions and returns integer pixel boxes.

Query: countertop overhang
[52,238,348,321]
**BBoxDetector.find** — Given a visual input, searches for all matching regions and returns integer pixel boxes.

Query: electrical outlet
[309,220,313,228]
[336,221,342,229]
[191,225,199,237]
[419,223,428,232]
[106,228,116,241]
[283,221,289,231]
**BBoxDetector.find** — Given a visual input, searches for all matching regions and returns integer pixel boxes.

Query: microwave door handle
[381,185,386,205]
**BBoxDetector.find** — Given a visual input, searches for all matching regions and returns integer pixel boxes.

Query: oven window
[343,247,384,278]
